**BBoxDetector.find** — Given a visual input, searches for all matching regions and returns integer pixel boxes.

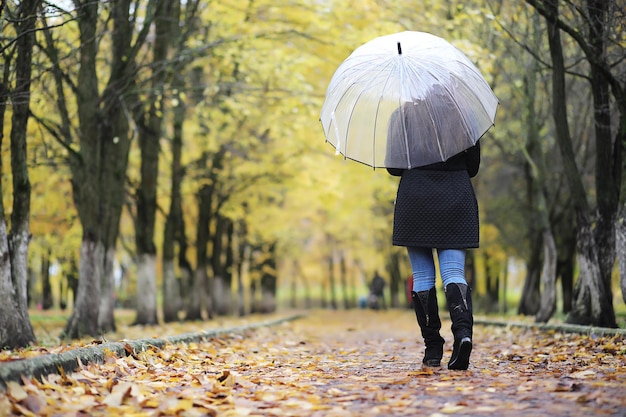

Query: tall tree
[526,0,623,327]
[522,13,557,323]
[130,0,178,326]
[0,0,41,349]
[162,82,186,323]
[36,0,160,338]
[160,0,201,322]
[186,179,212,321]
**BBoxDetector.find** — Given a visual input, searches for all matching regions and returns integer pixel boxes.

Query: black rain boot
[445,283,473,370]
[411,288,445,367]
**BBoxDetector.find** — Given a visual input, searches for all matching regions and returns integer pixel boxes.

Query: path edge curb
[0,314,305,390]
[475,318,626,336]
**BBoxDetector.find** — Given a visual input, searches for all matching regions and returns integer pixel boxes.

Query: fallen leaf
[6,381,28,402]
[102,381,133,406]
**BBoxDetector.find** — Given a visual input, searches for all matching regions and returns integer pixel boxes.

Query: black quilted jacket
[388,142,480,249]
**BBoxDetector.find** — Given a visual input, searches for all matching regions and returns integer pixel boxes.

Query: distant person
[386,97,477,370]
[368,271,386,310]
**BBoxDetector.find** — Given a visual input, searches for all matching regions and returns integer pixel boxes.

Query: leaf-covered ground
[1,309,625,416]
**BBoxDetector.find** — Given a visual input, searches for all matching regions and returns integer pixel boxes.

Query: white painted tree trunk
[98,247,117,332]
[9,228,30,312]
[135,253,158,325]
[162,259,181,322]
[64,237,105,338]
[212,276,232,315]
[186,267,206,320]
[261,290,276,313]
[0,220,35,348]
[0,220,13,343]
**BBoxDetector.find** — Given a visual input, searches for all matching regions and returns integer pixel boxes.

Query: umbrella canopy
[320,31,498,169]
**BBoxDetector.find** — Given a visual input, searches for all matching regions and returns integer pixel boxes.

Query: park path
[1,309,625,416]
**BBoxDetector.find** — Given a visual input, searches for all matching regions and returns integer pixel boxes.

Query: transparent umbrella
[320,31,498,169]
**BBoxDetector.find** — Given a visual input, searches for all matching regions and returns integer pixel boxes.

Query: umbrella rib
[374,59,400,168]
[342,59,396,167]
[331,112,342,156]
[450,62,498,145]
[397,58,413,169]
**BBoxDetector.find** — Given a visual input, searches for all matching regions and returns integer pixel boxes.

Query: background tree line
[0,0,623,349]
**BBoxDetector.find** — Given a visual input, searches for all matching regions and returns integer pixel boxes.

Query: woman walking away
[386,98,479,370]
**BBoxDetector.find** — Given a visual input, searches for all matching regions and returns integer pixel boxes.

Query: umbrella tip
[397,42,402,55]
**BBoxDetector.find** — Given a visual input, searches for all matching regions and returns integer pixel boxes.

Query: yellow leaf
[217,370,235,387]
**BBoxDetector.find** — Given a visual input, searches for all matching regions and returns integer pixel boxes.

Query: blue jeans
[407,247,467,292]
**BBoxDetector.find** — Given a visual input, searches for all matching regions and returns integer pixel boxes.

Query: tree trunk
[237,220,249,317]
[61,0,103,340]
[97,143,129,334]
[568,222,617,326]
[212,217,233,315]
[0,0,41,349]
[162,83,186,322]
[519,233,542,315]
[132,0,178,326]
[339,251,349,309]
[528,63,558,323]
[62,0,147,339]
[386,249,403,308]
[186,184,212,321]
[0,222,36,349]
[483,252,500,313]
[536,230,558,322]
[327,251,337,310]
[162,258,179,322]
[586,0,619,300]
[518,35,552,318]
[558,254,575,314]
[27,266,35,308]
[541,0,617,327]
[163,198,178,323]
[162,151,185,321]
[64,239,105,338]
[59,271,67,310]
[618,205,626,304]
[187,268,207,321]
[250,278,259,313]
[259,243,278,313]
[62,258,79,309]
[501,260,509,313]
[98,247,117,333]
[554,207,576,313]
[211,215,228,315]
[224,219,235,311]
[135,254,159,324]
[41,251,53,310]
